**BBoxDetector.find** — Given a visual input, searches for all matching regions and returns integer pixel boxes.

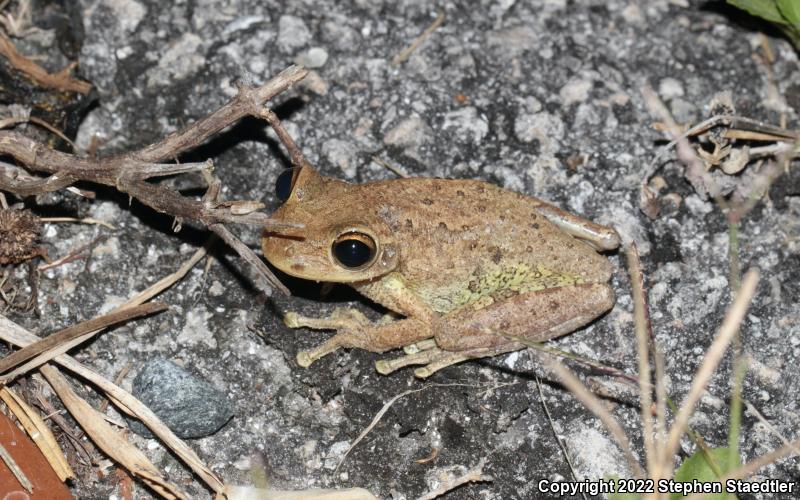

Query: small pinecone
[0,209,42,265]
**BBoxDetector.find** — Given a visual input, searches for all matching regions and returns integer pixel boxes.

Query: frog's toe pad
[375,360,393,375]
[284,312,302,328]
[296,351,314,367]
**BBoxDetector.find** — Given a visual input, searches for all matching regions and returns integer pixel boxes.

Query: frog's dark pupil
[333,239,373,268]
[275,168,295,202]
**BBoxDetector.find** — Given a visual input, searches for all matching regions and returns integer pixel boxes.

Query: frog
[261,164,620,378]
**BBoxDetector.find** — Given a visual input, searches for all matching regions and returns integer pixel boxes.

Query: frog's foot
[297,336,351,368]
[376,347,473,378]
[285,308,373,368]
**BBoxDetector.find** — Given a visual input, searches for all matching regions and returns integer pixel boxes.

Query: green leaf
[727,0,789,25]
[777,0,800,26]
[671,447,736,500]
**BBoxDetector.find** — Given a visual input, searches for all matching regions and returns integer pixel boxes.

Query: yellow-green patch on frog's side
[262,164,620,378]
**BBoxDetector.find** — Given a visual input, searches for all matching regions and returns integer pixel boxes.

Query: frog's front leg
[381,282,614,377]
[285,273,439,367]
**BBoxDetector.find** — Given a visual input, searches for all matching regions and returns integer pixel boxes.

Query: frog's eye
[332,231,377,269]
[275,167,300,202]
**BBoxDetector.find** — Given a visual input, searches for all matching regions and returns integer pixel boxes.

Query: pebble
[322,138,359,178]
[658,77,685,100]
[383,115,431,149]
[513,111,564,153]
[295,47,329,68]
[441,107,488,144]
[278,15,311,53]
[560,78,593,106]
[127,359,234,439]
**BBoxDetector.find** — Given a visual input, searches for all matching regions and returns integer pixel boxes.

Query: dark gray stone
[128,359,233,439]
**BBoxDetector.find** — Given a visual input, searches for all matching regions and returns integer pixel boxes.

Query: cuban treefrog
[262,165,620,378]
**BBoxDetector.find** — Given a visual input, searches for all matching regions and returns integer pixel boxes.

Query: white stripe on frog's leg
[403,338,437,354]
[534,203,620,251]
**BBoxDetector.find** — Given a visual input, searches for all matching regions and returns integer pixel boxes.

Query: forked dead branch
[0,65,312,294]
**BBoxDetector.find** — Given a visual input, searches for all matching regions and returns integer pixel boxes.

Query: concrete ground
[4,0,799,498]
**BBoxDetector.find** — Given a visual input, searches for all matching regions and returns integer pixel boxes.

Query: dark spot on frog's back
[490,246,503,264]
[291,263,305,272]
[478,205,486,213]
[422,198,434,206]
[405,219,413,229]
[530,222,540,230]
[456,190,465,197]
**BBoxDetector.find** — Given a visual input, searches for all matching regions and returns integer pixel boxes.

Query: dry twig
[415,457,491,500]
[0,65,311,294]
[0,302,167,379]
[0,31,91,94]
[0,386,74,481]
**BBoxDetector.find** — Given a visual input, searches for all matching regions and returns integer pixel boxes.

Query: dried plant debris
[0,208,42,264]
[0,10,93,140]
[642,90,799,217]
[0,65,309,295]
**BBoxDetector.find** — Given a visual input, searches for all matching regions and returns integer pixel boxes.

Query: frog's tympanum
[262,165,620,378]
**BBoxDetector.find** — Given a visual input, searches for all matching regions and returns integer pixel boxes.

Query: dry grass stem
[742,399,800,455]
[336,383,485,473]
[658,269,760,474]
[221,486,379,500]
[415,457,491,500]
[0,302,167,380]
[547,360,645,478]
[372,156,411,178]
[0,241,224,493]
[0,316,224,493]
[39,217,116,230]
[0,386,74,481]
[336,387,427,473]
[626,243,658,477]
[0,441,32,492]
[40,364,187,499]
[536,376,588,500]
[391,11,445,66]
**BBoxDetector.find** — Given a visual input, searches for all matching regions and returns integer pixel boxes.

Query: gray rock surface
[4,0,799,498]
[128,359,234,439]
